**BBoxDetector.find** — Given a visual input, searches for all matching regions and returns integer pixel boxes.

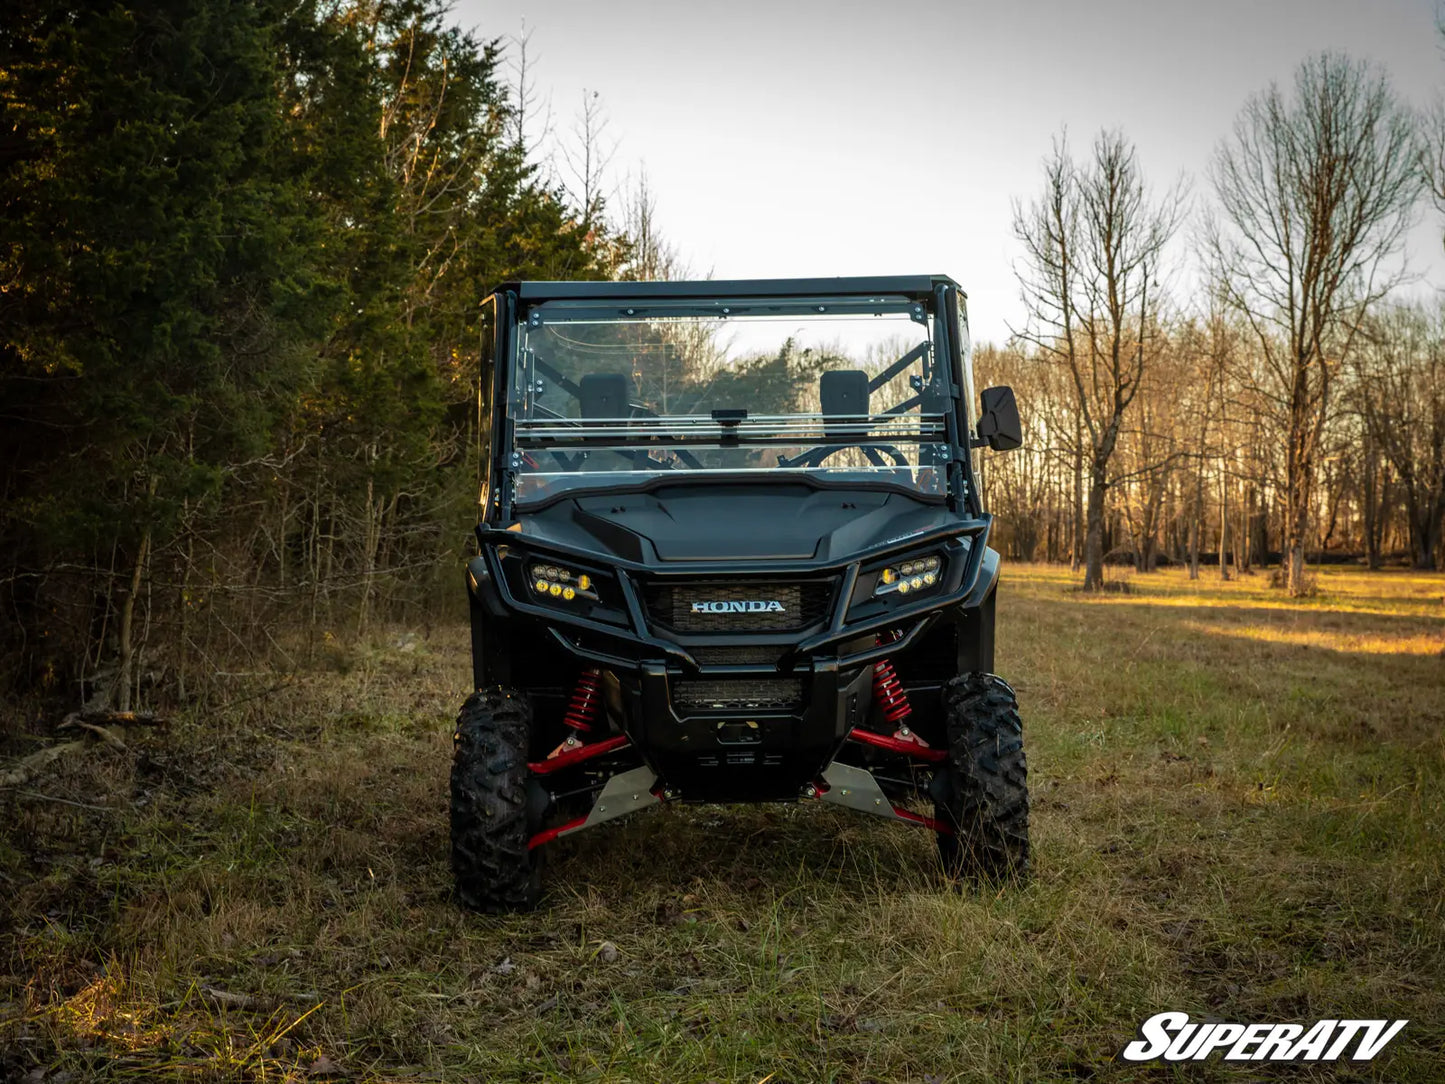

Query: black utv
[454,275,1027,910]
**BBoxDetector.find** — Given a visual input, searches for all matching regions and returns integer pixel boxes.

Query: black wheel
[933,672,1030,882]
[451,687,542,911]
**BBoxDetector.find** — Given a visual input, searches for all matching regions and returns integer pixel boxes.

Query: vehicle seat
[579,372,633,418]
[820,369,870,428]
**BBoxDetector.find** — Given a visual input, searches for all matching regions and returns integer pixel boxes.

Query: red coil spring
[872,641,912,725]
[562,668,603,732]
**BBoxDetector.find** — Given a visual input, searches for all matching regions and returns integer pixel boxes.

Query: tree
[0,0,336,702]
[618,167,687,282]
[559,89,616,236]
[0,0,626,698]
[1013,130,1182,590]
[1208,51,1418,595]
[1351,303,1445,569]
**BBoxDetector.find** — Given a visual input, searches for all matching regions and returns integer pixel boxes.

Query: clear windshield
[507,297,954,505]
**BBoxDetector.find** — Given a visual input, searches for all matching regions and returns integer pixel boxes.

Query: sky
[455,0,1445,345]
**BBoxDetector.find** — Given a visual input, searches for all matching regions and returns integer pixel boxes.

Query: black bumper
[622,658,875,801]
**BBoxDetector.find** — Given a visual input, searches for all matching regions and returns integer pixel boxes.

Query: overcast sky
[456,0,1445,344]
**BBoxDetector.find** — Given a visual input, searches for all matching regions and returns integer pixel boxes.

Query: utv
[454,275,1026,911]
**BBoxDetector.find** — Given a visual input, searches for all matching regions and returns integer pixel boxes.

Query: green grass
[2,565,1442,1081]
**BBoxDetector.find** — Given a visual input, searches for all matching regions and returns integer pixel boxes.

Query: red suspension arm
[847,727,948,762]
[528,733,630,775]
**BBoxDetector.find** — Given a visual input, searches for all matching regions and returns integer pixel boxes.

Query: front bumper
[467,516,994,798]
[469,515,994,672]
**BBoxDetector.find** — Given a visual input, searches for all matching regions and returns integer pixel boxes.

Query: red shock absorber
[872,635,912,726]
[562,668,603,733]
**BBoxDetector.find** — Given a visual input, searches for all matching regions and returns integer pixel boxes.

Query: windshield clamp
[712,408,746,447]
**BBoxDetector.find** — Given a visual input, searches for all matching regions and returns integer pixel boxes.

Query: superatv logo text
[1122,1012,1407,1063]
[689,600,786,614]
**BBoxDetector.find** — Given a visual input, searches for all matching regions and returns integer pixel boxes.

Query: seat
[578,372,633,418]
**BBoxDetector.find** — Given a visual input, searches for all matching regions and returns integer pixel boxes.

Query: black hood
[517,483,953,565]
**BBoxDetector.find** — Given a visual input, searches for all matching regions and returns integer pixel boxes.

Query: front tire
[451,688,542,911]
[933,673,1030,882]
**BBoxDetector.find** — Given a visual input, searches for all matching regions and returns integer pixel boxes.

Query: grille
[646,580,833,633]
[672,678,804,713]
[690,645,784,667]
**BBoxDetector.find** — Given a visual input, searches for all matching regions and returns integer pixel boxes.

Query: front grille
[672,678,804,712]
[645,580,833,633]
[690,645,784,667]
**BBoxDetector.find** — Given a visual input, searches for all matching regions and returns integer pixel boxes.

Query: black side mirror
[975,386,1023,451]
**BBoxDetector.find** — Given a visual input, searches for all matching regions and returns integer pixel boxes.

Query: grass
[1,564,1442,1082]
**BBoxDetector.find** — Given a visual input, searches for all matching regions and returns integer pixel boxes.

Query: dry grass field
[1,564,1442,1082]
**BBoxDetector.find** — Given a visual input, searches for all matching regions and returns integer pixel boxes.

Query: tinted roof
[493,275,963,303]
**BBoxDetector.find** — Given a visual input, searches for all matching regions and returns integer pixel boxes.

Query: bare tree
[1208,52,1418,595]
[1013,130,1183,590]
[560,89,616,231]
[619,167,687,281]
[506,20,554,158]
[1352,302,1445,568]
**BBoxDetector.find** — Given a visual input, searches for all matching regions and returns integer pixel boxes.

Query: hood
[516,483,953,565]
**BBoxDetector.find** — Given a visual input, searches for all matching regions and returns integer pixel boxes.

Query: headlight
[874,554,942,597]
[529,562,598,602]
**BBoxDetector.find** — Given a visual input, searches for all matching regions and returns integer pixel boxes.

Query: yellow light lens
[923,572,937,586]
[548,583,562,597]
[534,579,549,593]
[881,568,896,585]
[562,586,576,600]
[576,574,591,591]
[910,576,924,589]
[924,556,940,571]
[898,581,911,594]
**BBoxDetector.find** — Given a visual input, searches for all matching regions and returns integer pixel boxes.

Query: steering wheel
[532,401,706,472]
[782,444,911,469]
[628,404,706,470]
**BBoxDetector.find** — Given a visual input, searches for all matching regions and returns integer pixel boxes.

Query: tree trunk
[115,527,152,713]
[1071,418,1084,573]
[1218,462,1230,581]
[1188,475,1201,580]
[1410,498,1440,570]
[1082,464,1107,591]
[1241,481,1255,574]
[1282,376,1316,595]
[1283,484,1310,594]
[1232,474,1246,575]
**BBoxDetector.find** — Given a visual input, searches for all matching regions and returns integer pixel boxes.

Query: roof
[491,275,964,304]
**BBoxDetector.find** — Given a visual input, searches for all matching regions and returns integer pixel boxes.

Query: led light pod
[873,553,945,599]
[528,560,601,604]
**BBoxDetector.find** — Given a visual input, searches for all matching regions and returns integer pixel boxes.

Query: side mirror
[975,386,1023,451]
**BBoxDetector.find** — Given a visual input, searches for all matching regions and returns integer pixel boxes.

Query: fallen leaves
[307,1054,344,1078]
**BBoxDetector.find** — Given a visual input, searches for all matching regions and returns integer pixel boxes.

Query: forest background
[3,0,1445,711]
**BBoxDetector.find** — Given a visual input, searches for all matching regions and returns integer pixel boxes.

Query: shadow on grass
[540,802,947,906]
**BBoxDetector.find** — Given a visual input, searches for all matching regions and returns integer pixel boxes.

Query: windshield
[507,297,955,505]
